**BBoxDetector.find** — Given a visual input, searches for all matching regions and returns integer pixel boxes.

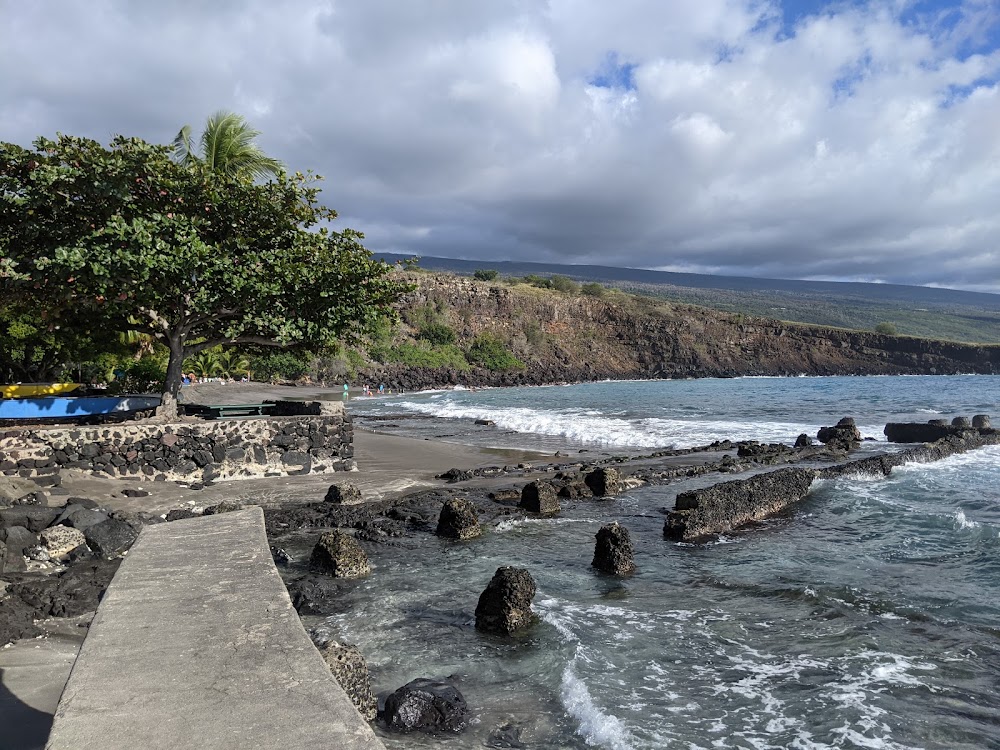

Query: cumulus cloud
[2,0,999,291]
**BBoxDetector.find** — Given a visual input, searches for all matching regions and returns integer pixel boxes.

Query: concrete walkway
[45,508,385,750]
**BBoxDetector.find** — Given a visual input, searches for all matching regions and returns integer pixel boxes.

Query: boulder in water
[518,482,559,514]
[309,530,371,578]
[794,433,812,448]
[973,414,992,429]
[592,522,636,575]
[382,678,469,733]
[584,467,622,497]
[475,566,537,635]
[436,498,481,540]
[951,416,972,428]
[816,417,861,448]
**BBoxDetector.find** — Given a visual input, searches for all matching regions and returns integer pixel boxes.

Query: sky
[3,0,1000,292]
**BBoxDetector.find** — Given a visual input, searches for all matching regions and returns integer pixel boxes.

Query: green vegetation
[874,322,898,335]
[466,334,525,371]
[375,341,470,370]
[473,269,499,281]
[581,282,605,297]
[417,322,457,346]
[248,351,311,382]
[172,110,283,180]
[0,130,407,416]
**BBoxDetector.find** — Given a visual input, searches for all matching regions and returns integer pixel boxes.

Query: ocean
[333,376,1000,749]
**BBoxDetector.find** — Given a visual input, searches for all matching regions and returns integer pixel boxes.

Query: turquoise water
[334,376,1000,749]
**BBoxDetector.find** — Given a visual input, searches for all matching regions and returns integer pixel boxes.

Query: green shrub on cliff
[581,282,605,297]
[466,334,525,371]
[378,341,469,370]
[418,322,457,346]
[874,322,898,335]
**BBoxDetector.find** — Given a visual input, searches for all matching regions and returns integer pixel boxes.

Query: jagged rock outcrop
[816,417,862,449]
[584,467,622,497]
[475,566,537,635]
[592,522,635,575]
[519,481,559,514]
[436,498,481,540]
[664,468,818,542]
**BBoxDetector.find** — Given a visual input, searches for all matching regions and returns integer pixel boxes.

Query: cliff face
[362,275,1000,388]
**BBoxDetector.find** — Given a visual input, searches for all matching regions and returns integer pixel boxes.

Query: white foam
[954,509,980,530]
[561,661,636,750]
[386,399,826,448]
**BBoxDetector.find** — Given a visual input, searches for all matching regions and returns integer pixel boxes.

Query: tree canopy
[172,110,283,179]
[0,133,407,417]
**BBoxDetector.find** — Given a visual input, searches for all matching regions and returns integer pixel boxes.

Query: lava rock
[816,417,862,448]
[951,416,972,428]
[202,500,244,515]
[309,530,371,578]
[436,498,481,540]
[475,566,537,635]
[84,518,139,558]
[436,468,472,483]
[584,467,622,497]
[9,558,120,619]
[165,509,199,522]
[324,483,364,505]
[592,522,636,575]
[121,488,150,498]
[0,507,60,533]
[0,595,41,647]
[794,433,812,448]
[270,546,293,566]
[382,678,469,733]
[54,505,109,532]
[518,482,559,514]
[286,575,346,615]
[973,414,992,429]
[317,639,377,721]
[40,525,87,559]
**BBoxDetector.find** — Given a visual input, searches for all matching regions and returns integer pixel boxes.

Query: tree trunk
[156,335,185,421]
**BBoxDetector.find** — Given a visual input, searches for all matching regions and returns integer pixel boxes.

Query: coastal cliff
[354,274,1000,389]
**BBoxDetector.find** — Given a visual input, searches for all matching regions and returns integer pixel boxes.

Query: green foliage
[106,357,166,395]
[473,269,499,281]
[874,322,898,335]
[581,282,605,297]
[249,351,310,382]
[521,274,552,289]
[550,275,580,294]
[466,334,525,371]
[522,321,545,346]
[376,341,469,370]
[173,110,283,180]
[418,322,456,346]
[0,303,109,382]
[0,132,408,409]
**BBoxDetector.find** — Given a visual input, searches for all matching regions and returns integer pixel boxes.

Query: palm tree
[172,111,283,180]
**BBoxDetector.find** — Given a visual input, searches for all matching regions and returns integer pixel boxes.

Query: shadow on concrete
[0,669,53,750]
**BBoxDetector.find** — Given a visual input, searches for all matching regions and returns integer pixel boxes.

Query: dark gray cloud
[3,0,999,291]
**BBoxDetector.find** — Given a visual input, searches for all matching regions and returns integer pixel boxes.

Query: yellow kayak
[1,383,81,398]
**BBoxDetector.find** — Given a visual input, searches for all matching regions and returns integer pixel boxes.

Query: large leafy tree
[0,134,407,418]
[172,111,283,180]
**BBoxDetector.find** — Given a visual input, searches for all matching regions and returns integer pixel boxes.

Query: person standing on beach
[343,383,349,400]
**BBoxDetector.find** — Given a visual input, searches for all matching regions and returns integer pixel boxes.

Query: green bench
[200,403,273,419]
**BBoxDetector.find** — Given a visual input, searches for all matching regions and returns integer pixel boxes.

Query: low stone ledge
[0,404,354,483]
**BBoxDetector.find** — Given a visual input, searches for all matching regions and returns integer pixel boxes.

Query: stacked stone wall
[0,404,353,483]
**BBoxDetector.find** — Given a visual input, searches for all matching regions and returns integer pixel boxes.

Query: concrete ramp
[45,508,385,750]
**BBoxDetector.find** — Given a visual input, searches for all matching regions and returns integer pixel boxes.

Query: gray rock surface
[325,483,364,505]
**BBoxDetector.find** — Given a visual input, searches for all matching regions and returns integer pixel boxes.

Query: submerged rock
[475,566,537,635]
[592,522,636,575]
[309,530,371,578]
[436,498,481,540]
[382,678,469,733]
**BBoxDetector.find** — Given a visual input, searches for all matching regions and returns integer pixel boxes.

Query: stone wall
[0,402,354,483]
